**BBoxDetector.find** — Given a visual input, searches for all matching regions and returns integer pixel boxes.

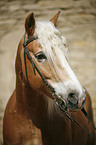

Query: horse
[3,11,95,145]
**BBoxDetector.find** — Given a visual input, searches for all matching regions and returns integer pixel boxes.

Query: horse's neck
[16,75,65,123]
[15,47,48,128]
[15,76,70,142]
[15,53,67,129]
[16,76,47,126]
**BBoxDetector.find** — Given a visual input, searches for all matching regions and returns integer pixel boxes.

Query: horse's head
[19,11,86,111]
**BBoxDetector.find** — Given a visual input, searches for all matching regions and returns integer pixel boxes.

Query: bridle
[23,35,67,110]
[23,34,96,138]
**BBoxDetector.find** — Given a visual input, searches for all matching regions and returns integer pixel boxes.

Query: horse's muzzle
[67,91,86,111]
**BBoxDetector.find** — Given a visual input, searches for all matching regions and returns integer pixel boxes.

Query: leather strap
[23,35,96,139]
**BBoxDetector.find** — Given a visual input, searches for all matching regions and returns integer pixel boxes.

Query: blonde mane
[35,21,69,117]
[35,21,68,80]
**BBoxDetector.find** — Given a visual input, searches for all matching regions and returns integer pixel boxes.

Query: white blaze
[35,20,84,102]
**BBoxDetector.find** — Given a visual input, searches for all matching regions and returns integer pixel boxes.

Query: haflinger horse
[3,11,95,145]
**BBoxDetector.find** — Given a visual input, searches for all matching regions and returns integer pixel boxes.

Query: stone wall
[0,0,96,144]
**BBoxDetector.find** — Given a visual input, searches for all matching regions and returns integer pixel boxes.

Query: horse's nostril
[68,93,77,105]
[82,98,86,106]
[68,93,76,98]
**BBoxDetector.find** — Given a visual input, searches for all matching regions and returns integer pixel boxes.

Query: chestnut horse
[3,11,95,145]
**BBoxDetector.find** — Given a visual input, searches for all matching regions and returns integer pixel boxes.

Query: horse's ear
[50,11,61,26]
[25,12,35,36]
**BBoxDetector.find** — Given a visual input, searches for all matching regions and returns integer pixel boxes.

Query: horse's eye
[35,51,47,62]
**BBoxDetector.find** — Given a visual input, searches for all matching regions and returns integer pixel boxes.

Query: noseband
[23,34,96,138]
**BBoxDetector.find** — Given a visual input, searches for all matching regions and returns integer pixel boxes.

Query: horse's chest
[18,118,43,145]
[41,122,72,145]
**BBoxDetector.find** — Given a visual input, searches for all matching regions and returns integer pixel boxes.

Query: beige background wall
[0,0,96,144]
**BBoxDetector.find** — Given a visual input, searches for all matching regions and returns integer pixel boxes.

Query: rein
[23,35,96,139]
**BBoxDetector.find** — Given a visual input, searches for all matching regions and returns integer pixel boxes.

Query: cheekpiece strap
[23,35,38,47]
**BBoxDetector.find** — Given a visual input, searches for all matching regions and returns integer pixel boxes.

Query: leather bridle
[23,35,67,109]
[23,34,96,138]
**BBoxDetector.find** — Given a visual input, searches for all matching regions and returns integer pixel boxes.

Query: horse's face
[21,12,86,111]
